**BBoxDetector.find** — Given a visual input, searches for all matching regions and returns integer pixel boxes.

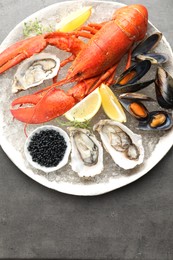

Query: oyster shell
[12,53,60,93]
[68,127,103,178]
[94,120,144,170]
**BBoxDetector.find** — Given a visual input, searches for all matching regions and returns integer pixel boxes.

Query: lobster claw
[11,87,76,124]
[0,32,85,74]
[0,35,47,74]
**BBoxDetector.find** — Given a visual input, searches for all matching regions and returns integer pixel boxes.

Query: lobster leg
[88,64,119,94]
[60,54,76,68]
[67,77,100,101]
[83,22,107,31]
[105,66,118,86]
[125,46,133,70]
[53,54,76,83]
[77,25,99,35]
[45,32,86,55]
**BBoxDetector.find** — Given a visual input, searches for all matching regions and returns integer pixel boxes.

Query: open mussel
[119,93,155,120]
[155,67,173,109]
[116,60,151,85]
[112,80,154,94]
[119,99,149,120]
[137,111,173,131]
[132,33,162,56]
[112,60,154,94]
[132,32,168,64]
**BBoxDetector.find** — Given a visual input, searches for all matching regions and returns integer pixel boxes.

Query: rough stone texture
[0,0,173,259]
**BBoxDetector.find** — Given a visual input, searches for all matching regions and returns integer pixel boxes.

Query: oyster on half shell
[12,53,60,93]
[94,120,144,170]
[68,127,103,178]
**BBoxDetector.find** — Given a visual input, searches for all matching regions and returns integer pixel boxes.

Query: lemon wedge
[56,6,92,32]
[64,88,102,122]
[100,84,126,122]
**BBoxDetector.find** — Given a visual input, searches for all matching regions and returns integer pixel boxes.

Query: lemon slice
[100,83,126,122]
[64,88,102,122]
[56,6,92,32]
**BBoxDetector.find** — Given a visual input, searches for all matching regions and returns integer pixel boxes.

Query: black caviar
[27,129,67,168]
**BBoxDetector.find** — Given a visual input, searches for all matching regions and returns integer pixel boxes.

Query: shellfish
[112,60,154,94]
[12,53,60,93]
[94,120,144,170]
[132,32,168,64]
[155,67,173,109]
[137,111,173,131]
[119,99,149,120]
[68,127,103,178]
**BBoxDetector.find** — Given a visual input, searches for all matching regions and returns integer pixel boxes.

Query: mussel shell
[135,53,168,64]
[132,32,162,58]
[137,111,172,131]
[115,60,152,85]
[120,99,149,120]
[119,92,155,102]
[113,79,155,94]
[155,67,173,109]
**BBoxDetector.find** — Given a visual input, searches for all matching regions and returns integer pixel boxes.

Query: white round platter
[0,1,173,196]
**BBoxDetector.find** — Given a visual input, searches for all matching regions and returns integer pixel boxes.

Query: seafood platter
[0,1,173,196]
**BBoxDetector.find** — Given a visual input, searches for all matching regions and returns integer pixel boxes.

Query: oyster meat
[94,120,144,170]
[68,127,103,178]
[12,53,60,93]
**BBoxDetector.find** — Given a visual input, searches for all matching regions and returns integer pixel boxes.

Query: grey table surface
[0,0,173,259]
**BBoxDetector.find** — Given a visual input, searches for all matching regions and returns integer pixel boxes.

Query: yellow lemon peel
[56,6,92,32]
[64,88,102,122]
[99,83,126,122]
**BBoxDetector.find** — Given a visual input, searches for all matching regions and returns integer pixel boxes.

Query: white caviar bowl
[24,125,71,173]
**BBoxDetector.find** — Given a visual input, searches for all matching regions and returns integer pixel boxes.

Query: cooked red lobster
[0,4,148,124]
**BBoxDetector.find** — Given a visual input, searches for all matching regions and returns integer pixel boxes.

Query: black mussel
[119,92,155,102]
[132,33,166,65]
[113,79,154,94]
[115,60,152,85]
[155,67,173,109]
[135,53,168,64]
[112,60,154,93]
[120,99,149,120]
[132,32,162,59]
[137,111,172,131]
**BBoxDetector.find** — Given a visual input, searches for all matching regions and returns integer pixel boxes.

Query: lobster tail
[114,4,148,41]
